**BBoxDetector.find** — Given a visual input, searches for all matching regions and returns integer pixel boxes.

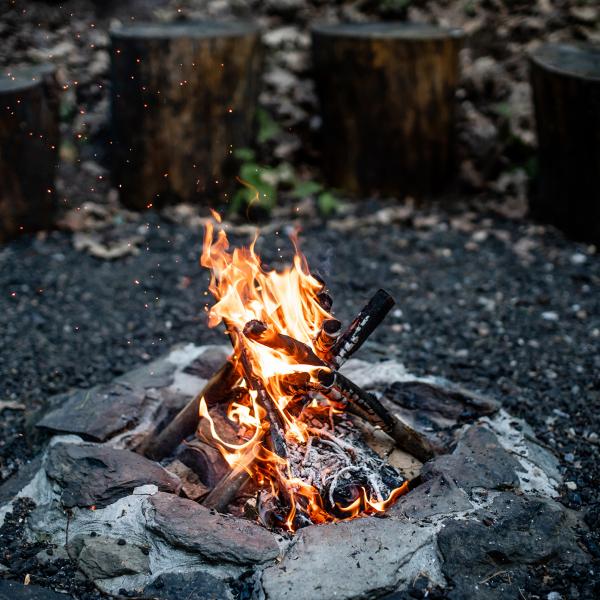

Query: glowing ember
[198,212,408,530]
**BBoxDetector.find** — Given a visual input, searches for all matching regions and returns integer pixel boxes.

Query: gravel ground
[0,203,599,598]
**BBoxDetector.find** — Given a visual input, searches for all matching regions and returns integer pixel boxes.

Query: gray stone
[438,493,587,600]
[72,535,150,580]
[389,473,472,519]
[145,493,280,566]
[37,383,149,442]
[0,580,74,600]
[381,380,500,454]
[422,426,521,492]
[45,442,181,508]
[0,454,43,505]
[261,517,441,600]
[142,571,231,600]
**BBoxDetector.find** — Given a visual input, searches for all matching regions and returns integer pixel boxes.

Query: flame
[199,215,406,530]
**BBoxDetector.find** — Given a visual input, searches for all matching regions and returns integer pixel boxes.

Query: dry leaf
[0,400,26,412]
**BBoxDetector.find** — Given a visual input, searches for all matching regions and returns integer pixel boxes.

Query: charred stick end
[315,368,336,389]
[316,291,333,312]
[314,318,342,356]
[243,319,268,340]
[330,289,395,366]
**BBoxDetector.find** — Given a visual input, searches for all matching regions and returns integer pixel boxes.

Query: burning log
[243,320,324,367]
[143,360,239,461]
[176,439,231,488]
[0,64,59,242]
[312,22,464,198]
[110,21,262,209]
[236,340,289,461]
[314,318,342,357]
[328,289,395,368]
[202,431,264,512]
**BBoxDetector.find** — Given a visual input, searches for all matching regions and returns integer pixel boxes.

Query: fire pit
[0,217,589,599]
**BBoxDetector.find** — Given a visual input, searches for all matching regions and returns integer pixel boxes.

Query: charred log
[143,360,238,461]
[328,289,395,367]
[243,320,324,367]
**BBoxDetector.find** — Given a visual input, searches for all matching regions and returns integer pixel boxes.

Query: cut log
[110,21,262,210]
[529,43,600,243]
[175,439,230,488]
[143,360,238,461]
[0,65,59,242]
[311,22,464,198]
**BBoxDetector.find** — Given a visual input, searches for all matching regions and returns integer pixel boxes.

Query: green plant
[256,108,281,145]
[231,148,278,216]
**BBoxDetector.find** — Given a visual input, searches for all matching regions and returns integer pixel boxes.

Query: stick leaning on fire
[145,286,434,512]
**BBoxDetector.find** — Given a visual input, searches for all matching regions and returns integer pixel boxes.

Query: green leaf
[256,108,281,144]
[291,180,323,198]
[233,147,256,162]
[317,191,340,217]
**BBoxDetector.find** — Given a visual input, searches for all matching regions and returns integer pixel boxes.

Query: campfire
[149,212,420,531]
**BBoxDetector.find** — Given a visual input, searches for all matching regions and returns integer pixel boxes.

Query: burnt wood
[328,289,395,367]
[312,22,464,197]
[176,439,230,488]
[110,21,262,209]
[243,319,324,367]
[143,360,238,461]
[236,336,288,460]
[314,318,342,357]
[529,43,600,243]
[0,64,59,242]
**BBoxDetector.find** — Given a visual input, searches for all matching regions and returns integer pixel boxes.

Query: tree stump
[110,22,262,210]
[311,22,464,198]
[529,43,600,243]
[0,65,59,243]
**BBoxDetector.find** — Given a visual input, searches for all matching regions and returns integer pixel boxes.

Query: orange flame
[199,214,406,529]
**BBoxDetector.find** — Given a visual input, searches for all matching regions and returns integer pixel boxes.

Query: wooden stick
[202,429,265,511]
[328,289,395,367]
[243,320,323,367]
[143,360,238,461]
[315,370,437,462]
[232,325,289,460]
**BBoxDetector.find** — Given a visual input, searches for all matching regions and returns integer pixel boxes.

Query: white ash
[286,415,404,513]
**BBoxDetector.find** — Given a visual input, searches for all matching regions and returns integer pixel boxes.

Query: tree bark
[0,64,59,242]
[311,22,464,198]
[529,43,600,243]
[110,21,262,210]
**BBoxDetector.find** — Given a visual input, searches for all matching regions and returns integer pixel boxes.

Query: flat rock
[381,380,500,454]
[142,571,231,600]
[45,442,181,508]
[0,580,74,600]
[261,517,440,600]
[384,379,499,425]
[145,492,280,565]
[37,383,149,442]
[72,534,150,580]
[0,454,43,506]
[389,472,472,519]
[422,425,521,492]
[438,493,587,599]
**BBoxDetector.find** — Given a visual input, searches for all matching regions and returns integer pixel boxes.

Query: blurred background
[1,0,598,227]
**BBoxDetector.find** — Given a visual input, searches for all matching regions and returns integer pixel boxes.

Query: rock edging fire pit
[0,343,589,599]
